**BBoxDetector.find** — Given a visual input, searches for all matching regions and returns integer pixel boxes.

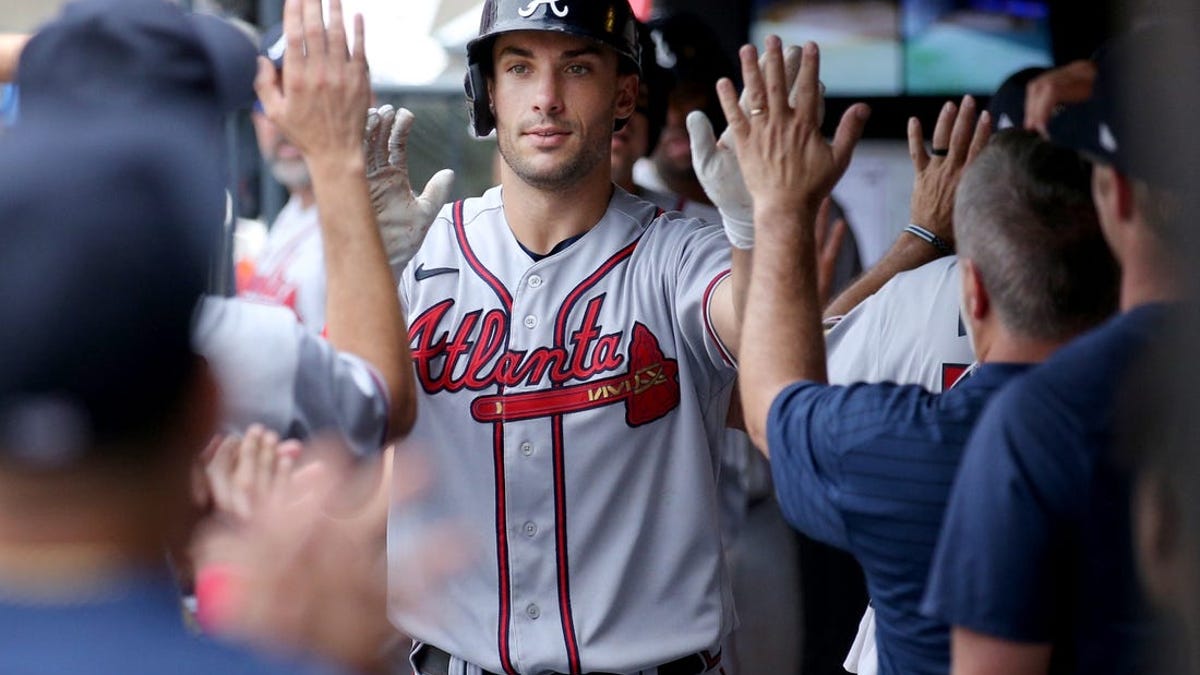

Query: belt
[415,645,715,675]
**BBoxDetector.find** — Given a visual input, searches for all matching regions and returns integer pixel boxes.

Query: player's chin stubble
[499,126,610,191]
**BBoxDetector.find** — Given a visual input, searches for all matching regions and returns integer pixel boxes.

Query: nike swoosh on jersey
[414,264,459,281]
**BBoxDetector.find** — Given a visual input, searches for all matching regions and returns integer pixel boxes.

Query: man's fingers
[282,0,304,77]
[966,110,992,164]
[783,45,803,106]
[352,13,366,66]
[326,0,348,60]
[907,116,929,172]
[254,57,283,115]
[761,35,788,115]
[814,197,831,245]
[418,169,456,210]
[256,429,281,497]
[823,218,847,265]
[301,0,326,59]
[830,103,870,177]
[795,42,822,124]
[715,78,746,145]
[388,107,416,168]
[946,95,977,163]
[737,44,767,114]
[685,110,719,165]
[929,99,957,154]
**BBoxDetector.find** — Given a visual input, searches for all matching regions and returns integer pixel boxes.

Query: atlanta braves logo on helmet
[518,0,569,18]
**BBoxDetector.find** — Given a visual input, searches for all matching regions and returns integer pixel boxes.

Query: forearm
[823,230,941,319]
[0,34,29,83]
[310,155,415,438]
[740,205,826,454]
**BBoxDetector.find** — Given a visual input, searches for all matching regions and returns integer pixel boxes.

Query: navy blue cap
[988,66,1048,131]
[17,0,257,122]
[1048,23,1200,190]
[0,118,221,466]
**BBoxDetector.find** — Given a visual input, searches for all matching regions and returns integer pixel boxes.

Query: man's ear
[1092,164,1137,230]
[960,258,989,322]
[614,73,639,123]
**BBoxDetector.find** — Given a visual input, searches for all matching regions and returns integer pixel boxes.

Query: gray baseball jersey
[193,296,388,456]
[390,186,738,674]
[826,256,973,392]
[823,256,975,675]
[239,196,326,329]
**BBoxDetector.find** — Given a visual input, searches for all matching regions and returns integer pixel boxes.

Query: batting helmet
[464,0,642,137]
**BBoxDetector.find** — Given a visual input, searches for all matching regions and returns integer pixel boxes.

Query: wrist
[307,152,366,180]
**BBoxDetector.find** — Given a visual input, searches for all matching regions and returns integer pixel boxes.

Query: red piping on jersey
[548,237,643,674]
[492,421,517,675]
[549,414,580,674]
[454,199,514,311]
[702,270,735,366]
[453,200,518,675]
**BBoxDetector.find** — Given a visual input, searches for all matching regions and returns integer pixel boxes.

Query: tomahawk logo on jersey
[392,187,738,675]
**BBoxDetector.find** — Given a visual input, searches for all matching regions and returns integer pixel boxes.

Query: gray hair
[954,130,1120,341]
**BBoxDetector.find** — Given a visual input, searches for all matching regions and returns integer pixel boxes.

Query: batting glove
[687,110,754,249]
[364,105,455,277]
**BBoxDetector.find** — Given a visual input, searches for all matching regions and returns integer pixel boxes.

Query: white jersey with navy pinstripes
[389,185,737,675]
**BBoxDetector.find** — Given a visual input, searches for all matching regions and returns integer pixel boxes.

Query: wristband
[904,224,954,256]
[194,564,243,632]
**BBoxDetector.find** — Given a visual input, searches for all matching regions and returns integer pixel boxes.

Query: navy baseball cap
[1048,23,1200,190]
[17,0,258,122]
[0,118,221,467]
[988,66,1048,131]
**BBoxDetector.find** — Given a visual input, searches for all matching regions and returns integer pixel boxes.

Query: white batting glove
[687,110,754,249]
[364,105,455,276]
[686,46,819,250]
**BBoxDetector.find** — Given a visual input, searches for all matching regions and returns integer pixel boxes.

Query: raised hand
[717,38,869,227]
[688,45,806,249]
[1024,59,1096,137]
[253,0,368,163]
[201,425,303,522]
[364,104,455,274]
[907,96,991,249]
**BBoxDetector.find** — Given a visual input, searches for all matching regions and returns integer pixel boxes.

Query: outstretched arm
[255,0,415,438]
[824,96,990,320]
[723,38,869,453]
[696,46,807,358]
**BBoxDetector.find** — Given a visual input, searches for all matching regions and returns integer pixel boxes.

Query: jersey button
[522,521,538,537]
[526,604,540,620]
[519,442,534,456]
[523,315,538,329]
[528,275,543,289]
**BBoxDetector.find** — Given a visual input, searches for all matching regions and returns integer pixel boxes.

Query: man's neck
[501,169,615,255]
[1119,253,1182,312]
[973,324,1068,366]
[293,186,316,210]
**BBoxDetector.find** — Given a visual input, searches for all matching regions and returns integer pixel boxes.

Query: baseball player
[240,24,328,329]
[366,0,790,672]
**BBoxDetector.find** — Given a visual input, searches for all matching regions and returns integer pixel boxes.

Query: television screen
[750,0,1053,97]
